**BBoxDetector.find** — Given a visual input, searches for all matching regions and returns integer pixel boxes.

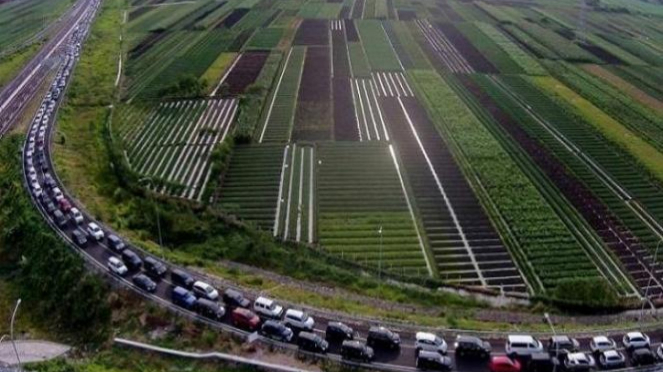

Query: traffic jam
[18,2,663,371]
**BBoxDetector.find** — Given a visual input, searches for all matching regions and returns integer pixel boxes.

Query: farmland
[97,0,663,304]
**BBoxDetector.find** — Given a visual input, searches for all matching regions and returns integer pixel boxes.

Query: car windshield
[598,341,611,347]
[631,337,645,342]
[607,356,619,361]
[204,286,213,293]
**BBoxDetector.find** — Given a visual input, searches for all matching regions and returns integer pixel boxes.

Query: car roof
[492,356,514,363]
[256,296,274,304]
[416,332,438,342]
[634,348,652,355]
[627,332,645,338]
[509,335,535,343]
[603,350,620,357]
[551,335,571,342]
[593,336,610,343]
[194,281,210,288]
[567,353,588,361]
[109,256,121,264]
[88,222,99,228]
[457,335,482,343]
[173,286,190,295]
[286,309,304,317]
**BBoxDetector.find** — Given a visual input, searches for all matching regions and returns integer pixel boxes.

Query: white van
[253,296,283,319]
[505,335,544,358]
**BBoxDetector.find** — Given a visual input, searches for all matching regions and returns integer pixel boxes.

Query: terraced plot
[218,144,286,230]
[351,78,388,141]
[317,142,430,277]
[273,144,315,243]
[415,19,473,74]
[381,96,526,292]
[115,98,238,200]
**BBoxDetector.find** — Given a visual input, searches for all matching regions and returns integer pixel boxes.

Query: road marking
[273,145,290,236]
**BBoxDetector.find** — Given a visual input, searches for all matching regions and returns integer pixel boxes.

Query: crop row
[0,0,69,50]
[218,144,286,229]
[316,142,430,277]
[258,46,305,143]
[356,20,402,71]
[499,76,663,248]
[408,69,603,293]
[507,21,598,62]
[474,22,545,76]
[273,144,315,243]
[414,19,473,74]
[116,98,238,200]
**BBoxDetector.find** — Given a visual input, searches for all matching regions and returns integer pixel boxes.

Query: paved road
[12,3,663,372]
[0,0,92,137]
[0,340,70,366]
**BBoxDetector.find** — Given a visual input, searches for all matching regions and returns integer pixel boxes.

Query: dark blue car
[172,286,196,309]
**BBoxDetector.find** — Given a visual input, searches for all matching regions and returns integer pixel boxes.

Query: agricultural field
[107,0,663,303]
[0,0,71,51]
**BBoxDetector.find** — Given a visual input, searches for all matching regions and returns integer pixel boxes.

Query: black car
[143,256,167,279]
[527,352,559,372]
[71,229,88,247]
[297,331,329,353]
[121,249,143,271]
[367,326,400,350]
[630,348,657,366]
[260,320,294,343]
[133,274,157,293]
[195,298,225,321]
[107,234,126,251]
[454,335,491,359]
[222,288,250,308]
[53,210,68,228]
[326,321,354,342]
[416,350,453,371]
[341,340,374,363]
[171,269,195,290]
[548,336,579,357]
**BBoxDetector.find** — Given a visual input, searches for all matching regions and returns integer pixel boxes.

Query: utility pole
[378,225,383,282]
[544,312,558,372]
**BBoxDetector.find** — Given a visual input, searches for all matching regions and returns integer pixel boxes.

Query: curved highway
[13,2,663,371]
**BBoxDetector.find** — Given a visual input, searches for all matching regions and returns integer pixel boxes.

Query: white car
[52,187,64,201]
[283,309,315,331]
[192,281,219,301]
[598,350,626,369]
[563,352,595,371]
[589,336,616,354]
[87,222,104,240]
[254,296,284,319]
[505,335,544,358]
[108,256,128,276]
[27,167,37,182]
[31,181,42,197]
[622,332,650,350]
[415,332,448,355]
[70,207,84,224]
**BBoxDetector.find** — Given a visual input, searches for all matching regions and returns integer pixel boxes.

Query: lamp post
[544,312,558,372]
[10,299,21,371]
[378,226,383,283]
[138,177,164,260]
[640,240,663,327]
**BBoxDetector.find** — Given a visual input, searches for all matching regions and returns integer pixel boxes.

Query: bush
[550,277,620,312]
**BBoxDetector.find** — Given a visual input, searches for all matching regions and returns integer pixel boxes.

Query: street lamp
[11,299,21,371]
[640,240,663,326]
[378,225,383,282]
[544,312,558,372]
[138,177,164,260]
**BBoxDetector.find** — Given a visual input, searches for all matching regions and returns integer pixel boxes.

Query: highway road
[12,2,663,371]
[0,0,93,137]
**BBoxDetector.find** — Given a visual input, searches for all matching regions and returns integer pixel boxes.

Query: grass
[0,43,41,89]
[532,76,663,184]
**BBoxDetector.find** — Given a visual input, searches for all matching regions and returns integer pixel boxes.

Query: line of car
[19,7,663,371]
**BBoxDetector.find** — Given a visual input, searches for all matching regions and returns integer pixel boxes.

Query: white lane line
[308,147,314,244]
[296,146,304,242]
[259,47,293,143]
[362,80,381,140]
[273,145,291,236]
[283,144,297,241]
[397,97,484,285]
[211,53,242,96]
[388,144,433,277]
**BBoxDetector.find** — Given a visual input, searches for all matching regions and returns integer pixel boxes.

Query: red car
[58,198,72,213]
[231,308,260,331]
[489,356,521,372]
